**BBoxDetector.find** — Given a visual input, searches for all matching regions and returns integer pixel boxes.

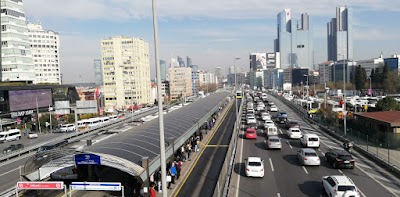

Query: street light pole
[152,0,168,195]
[342,55,347,136]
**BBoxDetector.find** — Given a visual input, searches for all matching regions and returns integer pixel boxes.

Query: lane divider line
[302,166,309,174]
[269,158,275,172]
[286,141,293,149]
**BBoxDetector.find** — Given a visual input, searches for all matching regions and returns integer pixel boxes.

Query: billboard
[76,100,98,114]
[55,101,71,115]
[9,89,52,112]
[267,53,276,66]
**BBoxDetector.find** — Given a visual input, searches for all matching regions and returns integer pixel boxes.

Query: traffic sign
[70,182,122,191]
[75,153,101,165]
[17,181,64,190]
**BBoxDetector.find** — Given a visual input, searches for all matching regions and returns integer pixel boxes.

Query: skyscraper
[186,56,192,68]
[93,59,103,86]
[274,9,313,69]
[1,0,35,82]
[160,59,167,81]
[28,23,61,84]
[101,36,151,111]
[327,6,353,61]
[177,56,185,67]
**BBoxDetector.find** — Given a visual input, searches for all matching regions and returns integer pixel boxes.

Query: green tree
[355,65,367,90]
[376,96,400,111]
[383,71,400,93]
[382,63,389,83]
[38,113,58,130]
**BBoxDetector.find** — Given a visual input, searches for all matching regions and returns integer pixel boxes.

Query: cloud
[24,0,400,21]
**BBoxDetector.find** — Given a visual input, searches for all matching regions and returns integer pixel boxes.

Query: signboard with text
[70,182,122,191]
[75,153,101,165]
[17,181,64,190]
[9,89,52,111]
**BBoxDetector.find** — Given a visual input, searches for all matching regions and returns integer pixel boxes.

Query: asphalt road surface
[231,94,400,197]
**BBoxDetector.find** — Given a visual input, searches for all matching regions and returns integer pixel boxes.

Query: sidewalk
[158,100,234,197]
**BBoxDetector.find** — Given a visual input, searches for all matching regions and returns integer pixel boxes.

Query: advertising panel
[55,101,71,115]
[255,53,267,70]
[9,89,52,112]
[267,53,276,65]
[76,100,98,114]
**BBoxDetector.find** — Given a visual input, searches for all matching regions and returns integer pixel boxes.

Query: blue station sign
[74,154,101,165]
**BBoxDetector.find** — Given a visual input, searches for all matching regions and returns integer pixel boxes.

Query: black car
[276,115,288,124]
[325,149,355,169]
[3,144,24,154]
[285,121,300,129]
[278,111,288,117]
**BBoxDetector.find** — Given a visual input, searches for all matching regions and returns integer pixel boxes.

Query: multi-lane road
[230,94,400,197]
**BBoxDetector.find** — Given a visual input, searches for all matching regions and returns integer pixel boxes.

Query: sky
[22,0,400,84]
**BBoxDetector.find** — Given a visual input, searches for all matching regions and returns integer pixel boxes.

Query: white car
[261,113,271,121]
[60,124,76,132]
[256,105,264,111]
[270,105,278,112]
[247,116,257,125]
[257,102,265,108]
[28,132,38,139]
[263,120,275,129]
[245,157,264,177]
[322,175,360,197]
[287,128,302,139]
[297,148,320,166]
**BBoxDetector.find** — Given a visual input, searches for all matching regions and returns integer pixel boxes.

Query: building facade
[168,67,192,101]
[191,65,200,95]
[327,6,353,61]
[318,61,334,84]
[160,59,167,81]
[332,60,356,83]
[384,55,400,75]
[275,9,313,69]
[1,0,35,82]
[186,56,192,68]
[101,36,151,111]
[27,23,61,84]
[356,55,384,77]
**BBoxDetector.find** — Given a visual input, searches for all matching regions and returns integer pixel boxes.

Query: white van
[84,118,101,128]
[98,117,110,125]
[0,129,22,142]
[300,134,320,148]
[265,126,278,137]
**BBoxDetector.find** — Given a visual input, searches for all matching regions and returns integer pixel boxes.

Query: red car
[245,128,257,139]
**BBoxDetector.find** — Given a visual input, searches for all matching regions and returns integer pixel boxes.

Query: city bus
[236,90,243,99]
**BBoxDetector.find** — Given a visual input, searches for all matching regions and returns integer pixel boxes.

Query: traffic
[231,90,400,197]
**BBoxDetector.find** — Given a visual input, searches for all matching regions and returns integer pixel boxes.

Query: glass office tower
[327,6,353,61]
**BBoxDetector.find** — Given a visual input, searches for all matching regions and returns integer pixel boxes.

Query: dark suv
[3,144,24,154]
[276,115,288,124]
[325,149,355,169]
[285,121,300,129]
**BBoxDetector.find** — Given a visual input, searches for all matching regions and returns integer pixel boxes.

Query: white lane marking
[286,141,293,149]
[355,165,399,197]
[235,124,245,197]
[277,193,281,197]
[356,162,373,170]
[269,158,275,172]
[338,169,343,174]
[279,129,283,134]
[302,166,309,174]
[0,166,19,177]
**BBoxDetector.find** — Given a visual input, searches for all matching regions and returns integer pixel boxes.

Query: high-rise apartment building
[327,6,353,61]
[160,59,167,81]
[27,23,61,84]
[215,67,223,83]
[168,67,192,100]
[94,59,103,86]
[274,9,313,69]
[190,65,199,95]
[1,0,35,82]
[101,36,151,111]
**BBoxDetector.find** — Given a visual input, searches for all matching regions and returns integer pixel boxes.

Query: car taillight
[336,158,343,162]
[334,189,337,194]
[317,158,320,161]
[304,158,307,160]
[246,168,249,171]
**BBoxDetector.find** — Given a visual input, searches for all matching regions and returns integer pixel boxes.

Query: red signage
[17,181,64,190]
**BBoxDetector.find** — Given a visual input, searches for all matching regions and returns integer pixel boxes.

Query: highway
[230,94,400,197]
[176,100,235,197]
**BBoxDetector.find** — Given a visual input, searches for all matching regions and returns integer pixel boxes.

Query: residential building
[1,0,35,82]
[191,65,200,95]
[27,23,61,84]
[94,59,103,86]
[275,9,313,69]
[160,59,167,81]
[101,36,151,111]
[356,54,384,77]
[327,6,353,61]
[319,61,334,84]
[384,55,400,74]
[168,67,192,101]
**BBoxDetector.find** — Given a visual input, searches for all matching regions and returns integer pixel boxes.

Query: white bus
[108,115,118,121]
[76,120,86,130]
[83,118,102,128]
[98,117,110,125]
[0,129,22,143]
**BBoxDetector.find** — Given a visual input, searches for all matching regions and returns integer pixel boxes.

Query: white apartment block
[27,23,61,84]
[168,67,192,101]
[199,71,217,86]
[1,0,35,82]
[101,36,151,111]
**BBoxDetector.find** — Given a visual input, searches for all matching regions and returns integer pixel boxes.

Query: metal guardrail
[0,108,158,163]
[272,94,400,179]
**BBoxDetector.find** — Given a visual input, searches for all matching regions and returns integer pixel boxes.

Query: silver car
[297,148,321,166]
[265,136,282,149]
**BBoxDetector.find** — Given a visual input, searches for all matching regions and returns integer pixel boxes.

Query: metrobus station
[20,91,232,196]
